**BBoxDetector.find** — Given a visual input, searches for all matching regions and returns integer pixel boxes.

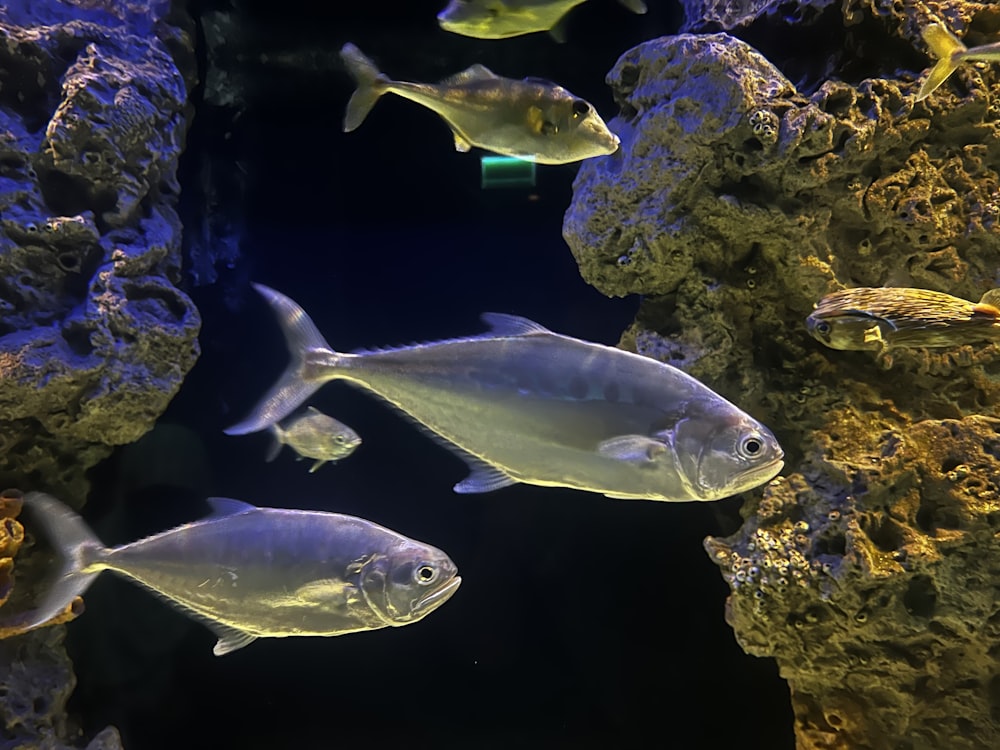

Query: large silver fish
[339,43,620,165]
[267,406,362,472]
[437,0,647,41]
[225,285,784,502]
[20,492,460,655]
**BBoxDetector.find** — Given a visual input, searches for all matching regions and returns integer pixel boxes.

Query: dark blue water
[69,1,795,747]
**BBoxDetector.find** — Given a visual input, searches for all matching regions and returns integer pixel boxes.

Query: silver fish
[225,284,784,503]
[339,43,620,165]
[267,406,361,472]
[19,492,461,655]
[437,0,647,42]
[916,23,1000,101]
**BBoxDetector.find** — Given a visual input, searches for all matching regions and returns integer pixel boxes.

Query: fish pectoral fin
[454,460,519,494]
[308,459,327,473]
[211,624,258,656]
[294,579,354,604]
[597,435,669,464]
[862,325,884,344]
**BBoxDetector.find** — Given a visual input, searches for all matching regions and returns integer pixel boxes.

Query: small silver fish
[437,0,647,42]
[267,406,361,472]
[19,492,460,655]
[806,287,1000,351]
[225,284,784,503]
[915,23,1000,101]
[339,43,620,165]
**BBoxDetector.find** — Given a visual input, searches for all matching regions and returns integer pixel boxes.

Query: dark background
[72,1,795,747]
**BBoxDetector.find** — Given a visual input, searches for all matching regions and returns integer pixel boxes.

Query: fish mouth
[413,576,462,617]
[737,458,784,489]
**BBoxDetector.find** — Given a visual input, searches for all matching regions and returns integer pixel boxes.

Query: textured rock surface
[0,2,197,748]
[0,4,200,502]
[564,6,1000,749]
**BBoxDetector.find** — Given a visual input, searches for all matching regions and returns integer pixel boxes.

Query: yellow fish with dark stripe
[806,287,1000,351]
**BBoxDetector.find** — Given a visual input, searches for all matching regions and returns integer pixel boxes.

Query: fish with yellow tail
[225,284,784,503]
[15,493,460,655]
[437,0,647,42]
[806,286,1000,351]
[915,23,1000,101]
[339,43,620,164]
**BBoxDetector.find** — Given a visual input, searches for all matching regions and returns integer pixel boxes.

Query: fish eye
[738,434,764,459]
[334,435,345,443]
[415,565,439,585]
[815,321,832,335]
[571,99,590,117]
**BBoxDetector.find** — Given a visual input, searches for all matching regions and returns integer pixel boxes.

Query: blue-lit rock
[0,2,196,747]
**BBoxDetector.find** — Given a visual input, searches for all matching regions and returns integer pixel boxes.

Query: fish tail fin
[915,24,966,101]
[618,0,648,13]
[19,492,106,630]
[264,425,285,463]
[225,284,341,436]
[340,43,389,132]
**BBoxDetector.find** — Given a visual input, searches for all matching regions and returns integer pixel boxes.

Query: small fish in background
[806,286,1000,352]
[339,43,620,164]
[437,0,647,42]
[16,493,461,655]
[267,406,361,472]
[915,23,1000,101]
[225,284,784,503]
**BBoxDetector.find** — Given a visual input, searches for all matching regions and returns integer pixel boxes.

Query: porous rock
[0,2,197,748]
[564,9,1000,749]
[0,5,200,502]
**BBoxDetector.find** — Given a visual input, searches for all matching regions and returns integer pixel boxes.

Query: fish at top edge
[338,42,620,165]
[225,284,785,503]
[15,493,460,656]
[806,286,1000,351]
[267,406,362,472]
[916,23,1000,101]
[436,0,647,42]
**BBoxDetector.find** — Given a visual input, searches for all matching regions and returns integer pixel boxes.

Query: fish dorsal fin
[454,458,519,494]
[481,312,551,336]
[211,624,259,656]
[522,76,560,88]
[206,497,256,518]
[441,64,498,86]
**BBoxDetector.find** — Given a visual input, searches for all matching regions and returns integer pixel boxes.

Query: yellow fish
[436,0,647,42]
[339,43,620,165]
[915,23,1000,101]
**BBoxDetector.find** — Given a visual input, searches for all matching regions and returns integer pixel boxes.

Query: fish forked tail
[915,23,967,101]
[15,492,106,631]
[340,43,390,133]
[224,283,334,436]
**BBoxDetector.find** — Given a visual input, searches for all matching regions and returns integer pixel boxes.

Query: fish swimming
[225,284,784,503]
[18,492,460,655]
[339,43,620,164]
[267,406,361,472]
[915,23,1000,101]
[806,286,1000,351]
[437,0,647,42]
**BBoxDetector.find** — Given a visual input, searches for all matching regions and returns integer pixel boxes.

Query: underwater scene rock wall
[565,1,1000,748]
[0,2,197,747]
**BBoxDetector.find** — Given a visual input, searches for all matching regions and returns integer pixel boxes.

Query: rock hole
[941,456,962,473]
[32,697,47,715]
[61,324,94,357]
[903,575,937,618]
[988,675,1000,723]
[814,532,846,556]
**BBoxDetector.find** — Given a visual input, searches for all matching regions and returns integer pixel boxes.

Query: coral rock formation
[564,7,1000,749]
[0,5,200,501]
